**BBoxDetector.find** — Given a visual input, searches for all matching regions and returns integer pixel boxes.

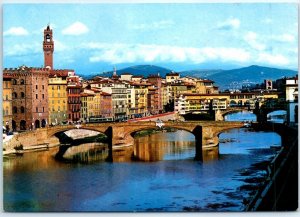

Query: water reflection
[54,130,219,163]
[224,111,257,122]
[63,143,108,163]
[267,110,286,124]
[133,131,219,162]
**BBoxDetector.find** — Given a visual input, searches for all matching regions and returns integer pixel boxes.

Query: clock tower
[43,25,54,69]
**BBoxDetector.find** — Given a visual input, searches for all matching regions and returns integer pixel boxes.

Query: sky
[3,3,299,75]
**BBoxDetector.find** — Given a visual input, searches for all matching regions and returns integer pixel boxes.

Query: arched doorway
[35,120,40,129]
[12,120,17,131]
[20,120,26,130]
[41,119,46,128]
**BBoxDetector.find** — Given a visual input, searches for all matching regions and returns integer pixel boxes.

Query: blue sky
[3,3,298,75]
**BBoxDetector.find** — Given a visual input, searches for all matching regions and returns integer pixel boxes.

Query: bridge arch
[126,124,203,161]
[47,125,110,138]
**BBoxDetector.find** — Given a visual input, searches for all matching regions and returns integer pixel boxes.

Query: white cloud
[83,42,250,64]
[54,39,67,52]
[216,18,240,30]
[4,27,29,36]
[272,34,295,43]
[262,18,272,24]
[62,22,89,35]
[257,53,290,66]
[4,43,40,57]
[131,20,174,30]
[244,31,266,51]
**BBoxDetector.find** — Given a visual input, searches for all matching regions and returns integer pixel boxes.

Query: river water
[3,112,282,212]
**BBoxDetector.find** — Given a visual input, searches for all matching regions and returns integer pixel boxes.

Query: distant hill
[97,65,172,78]
[206,65,297,90]
[88,64,297,90]
[180,69,223,78]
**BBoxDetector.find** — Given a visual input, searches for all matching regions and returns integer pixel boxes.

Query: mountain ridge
[78,64,297,90]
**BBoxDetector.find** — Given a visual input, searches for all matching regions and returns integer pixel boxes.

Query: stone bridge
[4,121,244,160]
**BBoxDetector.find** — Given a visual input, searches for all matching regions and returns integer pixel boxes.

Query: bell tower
[43,25,54,69]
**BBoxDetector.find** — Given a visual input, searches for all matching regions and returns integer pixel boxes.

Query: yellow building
[175,93,230,114]
[92,89,101,117]
[161,84,170,110]
[131,83,149,117]
[3,73,13,131]
[166,72,180,83]
[81,93,88,122]
[48,75,68,125]
[80,92,95,122]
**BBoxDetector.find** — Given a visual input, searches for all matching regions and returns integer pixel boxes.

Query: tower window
[46,34,51,42]
[20,79,25,85]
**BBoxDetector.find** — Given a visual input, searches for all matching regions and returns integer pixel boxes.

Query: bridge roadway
[5,121,244,160]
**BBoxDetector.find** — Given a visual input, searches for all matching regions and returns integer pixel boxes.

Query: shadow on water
[54,132,109,163]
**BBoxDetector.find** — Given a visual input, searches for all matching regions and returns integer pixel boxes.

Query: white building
[286,76,298,125]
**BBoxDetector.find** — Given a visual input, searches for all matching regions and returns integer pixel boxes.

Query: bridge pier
[193,126,203,161]
[105,127,113,162]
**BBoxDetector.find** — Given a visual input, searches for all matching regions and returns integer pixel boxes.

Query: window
[20,79,25,85]
[12,92,17,99]
[58,86,60,90]
[58,106,60,111]
[5,95,8,100]
[12,79,17,85]
[21,92,25,98]
[36,94,38,99]
[21,106,25,113]
[42,85,44,90]
[42,94,44,99]
[13,106,17,114]
[36,107,38,113]
[43,107,44,112]
[36,85,38,90]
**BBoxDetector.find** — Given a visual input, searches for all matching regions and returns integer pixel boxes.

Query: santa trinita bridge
[4,121,244,160]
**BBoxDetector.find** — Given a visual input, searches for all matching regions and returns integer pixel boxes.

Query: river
[3,112,282,212]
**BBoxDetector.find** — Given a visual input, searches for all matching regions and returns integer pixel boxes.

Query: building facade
[285,76,298,125]
[67,76,82,122]
[48,72,68,125]
[4,66,49,131]
[3,73,13,132]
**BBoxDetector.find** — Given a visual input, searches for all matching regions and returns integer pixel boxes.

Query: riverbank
[3,143,59,156]
[245,124,298,211]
